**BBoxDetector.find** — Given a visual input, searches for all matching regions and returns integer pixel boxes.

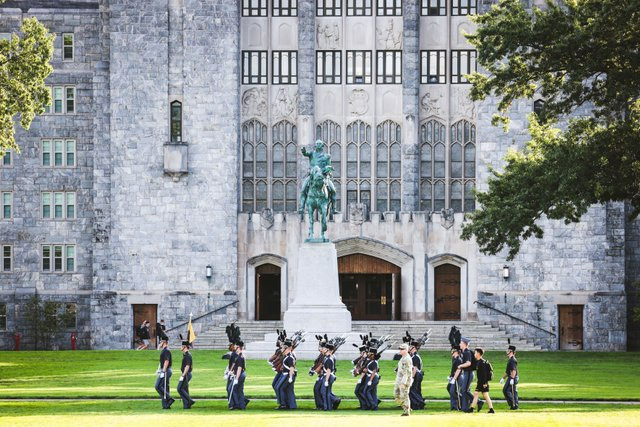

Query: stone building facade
[0,0,634,351]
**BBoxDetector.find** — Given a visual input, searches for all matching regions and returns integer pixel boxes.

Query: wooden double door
[434,264,461,321]
[559,305,583,350]
[338,254,401,321]
[256,263,281,320]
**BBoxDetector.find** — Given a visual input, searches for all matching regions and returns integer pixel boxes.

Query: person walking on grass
[155,337,175,409]
[448,345,464,411]
[229,341,250,410]
[500,344,519,410]
[177,338,195,409]
[394,343,413,416]
[468,348,495,414]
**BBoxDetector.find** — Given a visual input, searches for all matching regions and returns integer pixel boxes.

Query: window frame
[317,0,342,16]
[316,50,342,85]
[376,0,402,16]
[41,191,76,220]
[0,302,6,331]
[170,101,182,143]
[376,50,402,84]
[46,85,76,114]
[242,0,268,16]
[242,51,268,85]
[2,245,12,273]
[421,0,447,16]
[273,0,298,16]
[451,0,476,16]
[41,244,76,273]
[346,50,372,84]
[272,50,298,85]
[375,120,402,212]
[449,119,476,213]
[450,49,477,84]
[62,33,74,61]
[41,139,76,168]
[1,191,12,220]
[346,0,372,16]
[420,50,447,84]
[1,151,11,167]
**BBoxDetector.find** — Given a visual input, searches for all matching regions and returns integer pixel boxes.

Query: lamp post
[205,265,212,279]
[502,265,510,280]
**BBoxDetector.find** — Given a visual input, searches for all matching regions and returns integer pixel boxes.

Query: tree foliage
[460,0,640,259]
[22,294,75,350]
[0,15,54,155]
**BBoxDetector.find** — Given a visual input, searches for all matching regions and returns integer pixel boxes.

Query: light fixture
[502,265,510,280]
[206,265,213,279]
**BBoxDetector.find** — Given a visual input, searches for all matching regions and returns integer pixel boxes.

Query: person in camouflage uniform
[394,343,413,416]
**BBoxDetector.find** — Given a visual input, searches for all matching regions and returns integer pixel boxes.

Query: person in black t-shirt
[177,339,195,409]
[468,348,495,414]
[500,345,519,410]
[155,319,168,349]
[229,341,249,410]
[448,345,463,410]
[455,337,474,412]
[155,337,175,409]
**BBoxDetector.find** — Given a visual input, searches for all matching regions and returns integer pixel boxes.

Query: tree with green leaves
[460,0,640,259]
[0,13,54,156]
[22,294,75,350]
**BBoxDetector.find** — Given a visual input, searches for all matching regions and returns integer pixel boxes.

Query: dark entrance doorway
[338,254,401,320]
[256,263,281,320]
[434,264,461,321]
[558,305,583,350]
[132,304,157,349]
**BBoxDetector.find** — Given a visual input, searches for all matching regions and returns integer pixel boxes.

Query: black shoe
[333,398,341,410]
[464,409,474,413]
[510,406,518,410]
[477,401,484,412]
[488,408,495,414]
[167,398,175,408]
[190,401,196,408]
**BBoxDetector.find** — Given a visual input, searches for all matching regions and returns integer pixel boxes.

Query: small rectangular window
[242,0,267,16]
[316,51,342,84]
[63,33,74,61]
[66,193,75,219]
[53,87,63,113]
[46,86,75,114]
[43,139,74,168]
[317,0,342,16]
[347,0,372,15]
[2,151,11,167]
[42,192,75,220]
[44,86,52,114]
[451,50,476,84]
[42,245,51,271]
[421,0,446,15]
[420,50,446,84]
[0,302,6,331]
[42,244,76,273]
[66,87,75,113]
[170,101,182,143]
[272,51,298,85]
[451,0,476,16]
[54,192,64,219]
[376,0,402,15]
[376,50,402,84]
[66,246,75,272]
[346,50,372,84]
[42,140,51,166]
[1,192,12,219]
[242,51,268,85]
[2,245,12,272]
[54,245,63,272]
[42,192,51,218]
[54,140,63,166]
[66,140,75,166]
[273,0,298,16]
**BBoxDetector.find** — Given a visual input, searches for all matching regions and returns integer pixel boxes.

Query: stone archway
[246,254,288,321]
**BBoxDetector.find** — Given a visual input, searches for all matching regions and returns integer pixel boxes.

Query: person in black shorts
[468,348,495,413]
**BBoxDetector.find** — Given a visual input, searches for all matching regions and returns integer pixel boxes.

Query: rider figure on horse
[299,140,337,217]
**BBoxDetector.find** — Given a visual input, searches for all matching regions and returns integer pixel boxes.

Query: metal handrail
[166,300,238,333]
[474,300,556,337]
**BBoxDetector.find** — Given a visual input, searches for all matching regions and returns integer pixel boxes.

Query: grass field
[1,350,639,401]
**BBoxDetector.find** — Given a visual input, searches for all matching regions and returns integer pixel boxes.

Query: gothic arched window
[450,119,475,212]
[272,120,298,212]
[375,120,401,212]
[420,119,446,211]
[242,119,268,212]
[316,120,342,211]
[346,120,372,215]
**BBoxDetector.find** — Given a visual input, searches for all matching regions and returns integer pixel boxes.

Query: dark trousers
[154,368,173,409]
[278,373,297,409]
[503,376,519,408]
[409,371,425,410]
[354,380,367,409]
[229,372,249,410]
[272,372,283,405]
[226,375,233,399]
[460,370,474,411]
[320,375,337,411]
[363,375,380,410]
[177,372,194,409]
[448,377,463,410]
[313,376,323,409]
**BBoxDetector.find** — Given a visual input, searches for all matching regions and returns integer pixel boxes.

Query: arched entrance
[255,263,281,320]
[338,253,401,320]
[434,264,461,320]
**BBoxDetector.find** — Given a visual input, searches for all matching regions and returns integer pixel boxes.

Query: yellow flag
[187,318,197,343]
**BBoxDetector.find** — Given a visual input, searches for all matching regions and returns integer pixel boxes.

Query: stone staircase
[195,320,543,357]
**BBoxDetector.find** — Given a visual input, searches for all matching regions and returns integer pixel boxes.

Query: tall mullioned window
[1,192,12,219]
[451,50,476,84]
[42,139,75,168]
[42,192,76,220]
[346,120,372,215]
[420,119,446,211]
[272,51,298,85]
[376,0,402,15]
[421,0,446,15]
[375,120,401,212]
[242,0,267,16]
[170,101,182,142]
[272,120,298,212]
[242,119,268,212]
[347,0,372,15]
[1,151,10,167]
[346,50,372,84]
[273,0,298,16]
[317,0,342,16]
[0,302,6,331]
[242,51,268,85]
[421,50,446,84]
[376,50,402,84]
[62,33,74,61]
[2,245,12,272]
[317,51,342,84]
[316,121,342,212]
[46,86,76,114]
[42,244,76,273]
[450,120,476,212]
[451,0,476,16]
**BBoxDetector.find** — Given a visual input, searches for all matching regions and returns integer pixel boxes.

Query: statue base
[283,242,352,333]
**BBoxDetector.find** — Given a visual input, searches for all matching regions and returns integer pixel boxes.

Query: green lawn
[0,350,638,401]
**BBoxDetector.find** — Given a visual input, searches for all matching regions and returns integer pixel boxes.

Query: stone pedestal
[283,242,352,333]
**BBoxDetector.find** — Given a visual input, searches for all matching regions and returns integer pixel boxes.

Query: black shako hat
[508,345,516,352]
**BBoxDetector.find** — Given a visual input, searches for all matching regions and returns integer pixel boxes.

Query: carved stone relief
[272,87,298,121]
[348,89,369,116]
[248,22,261,47]
[278,23,292,46]
[381,90,398,115]
[349,203,365,226]
[440,208,455,229]
[241,87,267,119]
[376,19,402,49]
[451,86,476,120]
[426,22,442,45]
[457,22,472,46]
[420,92,445,118]
[317,23,340,49]
[260,208,274,230]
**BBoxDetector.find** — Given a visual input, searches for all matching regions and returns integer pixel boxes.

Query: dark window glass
[347,0,372,15]
[346,51,372,84]
[242,51,268,85]
[317,51,342,84]
[317,0,342,16]
[421,50,446,84]
[170,101,182,142]
[451,50,476,84]
[421,0,446,15]
[534,99,545,118]
[273,0,298,16]
[451,0,476,16]
[243,0,267,16]
[376,0,402,15]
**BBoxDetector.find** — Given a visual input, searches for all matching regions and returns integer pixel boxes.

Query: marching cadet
[320,341,338,411]
[353,338,369,409]
[408,337,426,410]
[270,330,286,408]
[177,337,195,409]
[277,339,297,410]
[362,338,389,411]
[468,348,495,414]
[155,337,175,409]
[394,343,413,416]
[455,337,477,412]
[310,335,328,409]
[448,345,463,410]
[229,341,250,410]
[500,344,519,410]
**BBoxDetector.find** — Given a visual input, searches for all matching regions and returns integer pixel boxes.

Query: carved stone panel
[272,87,298,122]
[347,89,369,117]
[420,89,445,119]
[450,86,476,120]
[242,87,268,120]
[376,19,402,50]
[316,22,341,49]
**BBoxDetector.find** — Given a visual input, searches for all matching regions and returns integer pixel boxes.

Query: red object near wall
[71,331,77,350]
[14,332,20,351]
